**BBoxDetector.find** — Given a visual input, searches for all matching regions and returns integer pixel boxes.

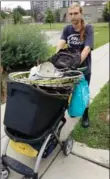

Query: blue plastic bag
[68,75,90,117]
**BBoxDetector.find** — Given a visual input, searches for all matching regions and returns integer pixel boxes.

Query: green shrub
[1,24,51,71]
[13,10,23,24]
[103,2,110,22]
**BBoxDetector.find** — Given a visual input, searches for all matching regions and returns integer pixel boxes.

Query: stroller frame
[0,63,87,179]
[1,110,73,179]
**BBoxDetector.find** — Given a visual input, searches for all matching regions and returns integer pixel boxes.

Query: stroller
[1,62,83,179]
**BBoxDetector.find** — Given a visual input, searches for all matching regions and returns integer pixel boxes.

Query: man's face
[68,7,82,24]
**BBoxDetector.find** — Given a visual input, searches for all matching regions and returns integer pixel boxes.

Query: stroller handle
[58,66,87,72]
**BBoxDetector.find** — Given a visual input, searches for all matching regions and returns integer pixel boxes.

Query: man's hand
[56,39,66,53]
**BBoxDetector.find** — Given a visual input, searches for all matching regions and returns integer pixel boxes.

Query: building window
[63,1,66,7]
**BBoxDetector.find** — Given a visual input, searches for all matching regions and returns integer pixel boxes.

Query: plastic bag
[28,66,41,80]
[68,75,90,117]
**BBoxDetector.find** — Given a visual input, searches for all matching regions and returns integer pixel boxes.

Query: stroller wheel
[63,137,73,156]
[0,165,10,179]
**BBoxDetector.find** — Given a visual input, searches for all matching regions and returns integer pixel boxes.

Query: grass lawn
[36,22,69,31]
[72,82,109,150]
[94,23,109,49]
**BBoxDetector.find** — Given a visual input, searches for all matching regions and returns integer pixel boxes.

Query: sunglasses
[69,12,79,16]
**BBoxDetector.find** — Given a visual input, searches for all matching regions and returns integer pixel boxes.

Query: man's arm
[56,26,68,53]
[56,39,66,53]
[81,46,91,63]
[80,24,94,64]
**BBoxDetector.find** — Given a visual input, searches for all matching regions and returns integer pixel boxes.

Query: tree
[13,9,22,24]
[103,2,110,22]
[33,10,38,22]
[26,9,32,16]
[14,6,27,16]
[54,9,60,22]
[1,10,7,19]
[45,9,55,29]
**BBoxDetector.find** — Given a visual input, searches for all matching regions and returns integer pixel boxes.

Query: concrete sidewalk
[1,43,109,179]
[90,43,109,99]
[42,153,109,179]
[45,31,62,46]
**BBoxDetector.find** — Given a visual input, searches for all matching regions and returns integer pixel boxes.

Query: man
[56,2,94,128]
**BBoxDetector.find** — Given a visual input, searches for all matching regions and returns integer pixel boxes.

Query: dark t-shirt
[60,24,94,74]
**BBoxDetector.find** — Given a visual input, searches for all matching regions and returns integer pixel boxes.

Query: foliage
[26,9,32,16]
[0,10,8,19]
[13,9,23,24]
[1,24,51,71]
[45,9,55,28]
[13,6,27,16]
[54,9,60,22]
[103,2,110,22]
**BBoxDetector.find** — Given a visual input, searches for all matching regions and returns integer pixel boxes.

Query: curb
[72,141,109,169]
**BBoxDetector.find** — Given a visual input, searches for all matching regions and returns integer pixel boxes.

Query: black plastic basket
[4,82,68,137]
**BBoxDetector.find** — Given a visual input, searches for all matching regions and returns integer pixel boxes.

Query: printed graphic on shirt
[67,34,80,47]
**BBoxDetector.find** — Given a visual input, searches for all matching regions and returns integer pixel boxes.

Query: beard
[71,19,79,25]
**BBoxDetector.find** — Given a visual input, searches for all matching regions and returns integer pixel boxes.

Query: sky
[1,1,85,10]
[1,1,31,10]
